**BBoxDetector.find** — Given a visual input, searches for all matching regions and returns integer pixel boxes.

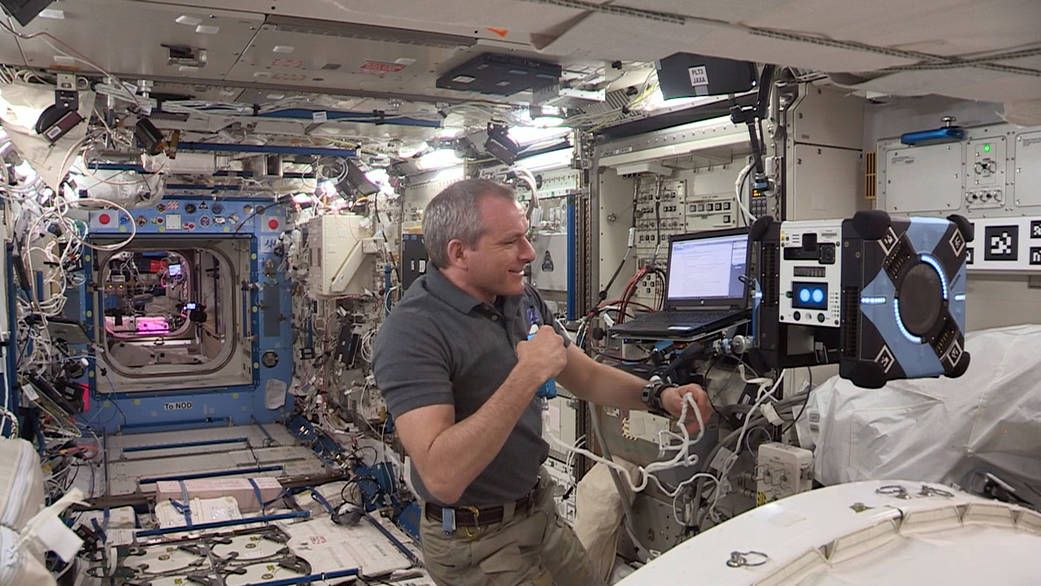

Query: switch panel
[755,442,814,505]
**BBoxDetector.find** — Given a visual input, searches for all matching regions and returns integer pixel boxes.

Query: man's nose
[520,237,536,262]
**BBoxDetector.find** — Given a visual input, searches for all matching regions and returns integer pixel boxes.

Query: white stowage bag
[0,438,84,586]
[801,325,1041,490]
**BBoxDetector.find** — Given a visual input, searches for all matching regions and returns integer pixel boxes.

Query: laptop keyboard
[632,309,735,327]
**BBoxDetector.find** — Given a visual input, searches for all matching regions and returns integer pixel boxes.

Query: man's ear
[446,238,468,270]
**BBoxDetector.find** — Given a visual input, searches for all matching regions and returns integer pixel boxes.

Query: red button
[268,218,280,230]
[99,213,111,225]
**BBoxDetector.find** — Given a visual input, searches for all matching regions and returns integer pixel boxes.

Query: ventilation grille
[842,287,860,358]
[883,239,914,279]
[865,150,877,200]
[933,317,956,354]
[762,243,780,306]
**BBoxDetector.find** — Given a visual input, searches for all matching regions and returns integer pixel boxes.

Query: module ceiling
[1,0,1038,108]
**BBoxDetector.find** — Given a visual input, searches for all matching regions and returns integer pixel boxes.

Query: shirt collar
[425,264,491,315]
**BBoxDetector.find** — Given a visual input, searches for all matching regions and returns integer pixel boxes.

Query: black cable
[780,367,813,435]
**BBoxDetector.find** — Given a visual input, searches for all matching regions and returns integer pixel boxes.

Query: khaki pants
[420,474,600,586]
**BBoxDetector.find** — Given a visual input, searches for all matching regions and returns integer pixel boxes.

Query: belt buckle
[466,505,481,528]
[461,505,482,538]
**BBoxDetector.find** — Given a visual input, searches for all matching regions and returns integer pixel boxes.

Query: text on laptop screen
[667,234,747,301]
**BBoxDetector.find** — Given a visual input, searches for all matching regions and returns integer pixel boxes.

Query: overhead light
[507,125,569,146]
[434,166,465,183]
[417,149,462,171]
[513,148,573,173]
[195,25,220,34]
[38,8,63,19]
[175,15,202,26]
[437,127,464,139]
[397,141,428,158]
[530,115,563,128]
[364,168,389,184]
[639,87,716,112]
[273,45,295,54]
[525,105,563,128]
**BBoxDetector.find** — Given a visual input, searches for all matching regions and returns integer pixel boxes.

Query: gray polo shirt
[372,265,567,506]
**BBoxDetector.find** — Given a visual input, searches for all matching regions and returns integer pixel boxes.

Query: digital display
[168,263,182,277]
[185,302,197,310]
[792,281,828,310]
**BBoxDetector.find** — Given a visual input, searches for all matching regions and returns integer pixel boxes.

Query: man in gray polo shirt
[373,178,711,585]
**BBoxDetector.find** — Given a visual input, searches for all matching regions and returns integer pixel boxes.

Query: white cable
[735,161,756,225]
[706,370,785,522]
[547,392,706,497]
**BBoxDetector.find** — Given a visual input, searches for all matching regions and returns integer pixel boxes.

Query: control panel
[635,177,686,265]
[964,136,1007,211]
[686,192,738,231]
[778,220,842,327]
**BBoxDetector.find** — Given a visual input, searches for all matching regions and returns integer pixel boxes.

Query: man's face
[460,195,536,299]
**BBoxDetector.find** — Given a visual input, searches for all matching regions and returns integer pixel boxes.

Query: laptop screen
[666,231,748,305]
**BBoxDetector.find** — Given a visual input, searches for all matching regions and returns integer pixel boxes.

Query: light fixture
[526,104,564,128]
[639,86,717,113]
[397,141,429,158]
[513,148,573,173]
[507,125,569,145]
[437,127,464,139]
[364,168,389,184]
[417,149,462,171]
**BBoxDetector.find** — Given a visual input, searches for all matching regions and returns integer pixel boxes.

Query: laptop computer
[610,228,750,340]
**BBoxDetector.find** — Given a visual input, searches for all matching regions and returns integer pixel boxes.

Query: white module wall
[877,123,1041,274]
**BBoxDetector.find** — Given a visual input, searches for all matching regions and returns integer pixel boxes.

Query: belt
[425,489,538,527]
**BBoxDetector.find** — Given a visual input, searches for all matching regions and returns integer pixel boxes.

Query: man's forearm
[577,362,648,411]
[423,370,538,503]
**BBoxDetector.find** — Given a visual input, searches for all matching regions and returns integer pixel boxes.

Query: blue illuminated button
[799,288,811,303]
[812,289,825,304]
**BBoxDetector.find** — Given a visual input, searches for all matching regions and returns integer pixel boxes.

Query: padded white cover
[799,325,1041,493]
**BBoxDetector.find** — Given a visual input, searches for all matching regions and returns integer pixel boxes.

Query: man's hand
[515,326,567,385]
[661,384,713,434]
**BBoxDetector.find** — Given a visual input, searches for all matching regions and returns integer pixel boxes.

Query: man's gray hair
[422,178,516,268]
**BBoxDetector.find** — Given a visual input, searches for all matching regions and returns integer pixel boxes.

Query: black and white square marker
[966,248,974,265]
[984,225,1018,261]
[1031,247,1041,266]
[1031,220,1041,240]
